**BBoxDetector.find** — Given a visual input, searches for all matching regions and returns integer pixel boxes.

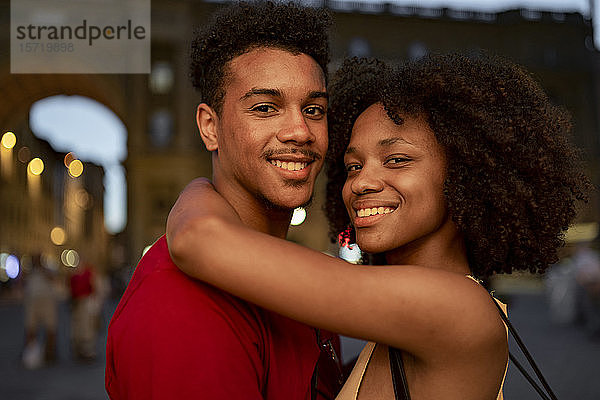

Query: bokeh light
[50,226,67,245]
[290,207,307,226]
[142,245,152,257]
[1,131,16,149]
[75,189,92,209]
[5,255,20,279]
[28,157,44,175]
[61,249,80,267]
[68,159,84,177]
[64,151,76,168]
[17,146,31,163]
[0,253,15,282]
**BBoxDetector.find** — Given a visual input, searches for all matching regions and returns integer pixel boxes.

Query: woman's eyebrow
[378,136,412,147]
[345,136,413,155]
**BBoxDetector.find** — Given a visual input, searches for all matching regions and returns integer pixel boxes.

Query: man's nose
[276,111,316,145]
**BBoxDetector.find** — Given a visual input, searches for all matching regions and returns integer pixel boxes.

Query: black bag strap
[492,295,559,400]
[387,293,559,400]
[389,346,411,400]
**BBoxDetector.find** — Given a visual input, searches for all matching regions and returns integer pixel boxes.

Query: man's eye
[304,106,325,118]
[251,104,276,113]
[345,164,361,172]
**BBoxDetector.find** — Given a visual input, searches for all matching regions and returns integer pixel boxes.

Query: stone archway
[0,68,131,129]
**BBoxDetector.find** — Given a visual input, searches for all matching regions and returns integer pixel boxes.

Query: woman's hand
[168,177,241,226]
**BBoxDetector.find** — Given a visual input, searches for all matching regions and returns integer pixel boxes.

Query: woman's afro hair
[326,54,590,278]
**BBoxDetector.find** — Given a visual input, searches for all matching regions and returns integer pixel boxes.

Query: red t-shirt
[105,235,341,399]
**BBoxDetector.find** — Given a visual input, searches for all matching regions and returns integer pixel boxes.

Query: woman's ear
[196,103,219,151]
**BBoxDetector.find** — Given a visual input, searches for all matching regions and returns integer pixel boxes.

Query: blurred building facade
[0,125,108,280]
[0,0,599,270]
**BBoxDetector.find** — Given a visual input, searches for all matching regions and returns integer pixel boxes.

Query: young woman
[166,54,589,399]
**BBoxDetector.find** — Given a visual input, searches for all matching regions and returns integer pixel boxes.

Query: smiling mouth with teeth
[356,207,395,217]
[269,160,308,171]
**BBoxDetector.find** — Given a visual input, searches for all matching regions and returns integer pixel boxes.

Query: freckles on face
[341,103,449,253]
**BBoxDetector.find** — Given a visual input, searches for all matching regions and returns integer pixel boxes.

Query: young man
[105,2,342,399]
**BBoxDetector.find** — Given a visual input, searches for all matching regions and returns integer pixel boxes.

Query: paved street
[0,298,110,400]
[0,292,599,399]
[502,293,600,399]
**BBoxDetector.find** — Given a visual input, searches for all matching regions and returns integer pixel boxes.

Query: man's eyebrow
[345,146,356,155]
[308,91,328,100]
[240,88,283,101]
[378,137,412,146]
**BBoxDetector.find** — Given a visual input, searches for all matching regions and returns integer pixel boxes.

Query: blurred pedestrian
[573,242,600,338]
[22,253,58,369]
[90,270,111,332]
[69,260,97,361]
[545,246,579,325]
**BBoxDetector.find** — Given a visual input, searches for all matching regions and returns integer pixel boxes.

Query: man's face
[212,47,328,211]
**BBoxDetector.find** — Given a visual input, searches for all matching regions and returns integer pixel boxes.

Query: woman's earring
[338,225,355,248]
[338,226,362,264]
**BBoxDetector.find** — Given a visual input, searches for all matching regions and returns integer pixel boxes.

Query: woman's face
[342,103,450,255]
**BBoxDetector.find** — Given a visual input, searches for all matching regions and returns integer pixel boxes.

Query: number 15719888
[19,42,74,53]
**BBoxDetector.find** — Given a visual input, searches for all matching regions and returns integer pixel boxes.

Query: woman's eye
[384,157,411,165]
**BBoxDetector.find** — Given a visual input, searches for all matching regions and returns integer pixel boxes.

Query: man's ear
[196,103,219,151]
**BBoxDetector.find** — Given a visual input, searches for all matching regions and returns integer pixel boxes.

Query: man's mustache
[262,148,323,161]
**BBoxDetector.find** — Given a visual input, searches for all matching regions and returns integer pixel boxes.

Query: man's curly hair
[190,1,331,115]
[326,54,590,278]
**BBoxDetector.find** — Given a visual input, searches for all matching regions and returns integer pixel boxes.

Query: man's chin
[258,192,313,211]
[282,176,310,189]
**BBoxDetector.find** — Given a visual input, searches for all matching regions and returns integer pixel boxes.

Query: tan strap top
[335,276,508,400]
[335,341,377,400]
